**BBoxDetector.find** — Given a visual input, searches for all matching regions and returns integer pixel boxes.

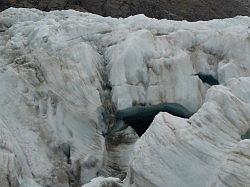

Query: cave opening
[241,129,250,140]
[115,103,193,136]
[192,72,219,85]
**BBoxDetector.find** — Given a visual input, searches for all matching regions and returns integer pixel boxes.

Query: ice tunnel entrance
[192,73,219,86]
[115,103,193,136]
[241,129,250,140]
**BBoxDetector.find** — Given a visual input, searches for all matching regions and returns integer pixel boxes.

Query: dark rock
[0,0,249,21]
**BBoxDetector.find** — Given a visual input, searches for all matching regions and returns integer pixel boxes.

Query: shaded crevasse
[0,8,249,186]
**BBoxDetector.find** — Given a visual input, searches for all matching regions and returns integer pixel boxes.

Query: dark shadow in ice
[115,103,193,136]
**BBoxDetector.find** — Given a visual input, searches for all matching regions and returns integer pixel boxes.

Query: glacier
[0,8,249,187]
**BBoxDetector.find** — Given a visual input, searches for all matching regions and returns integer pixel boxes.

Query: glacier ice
[0,8,249,186]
